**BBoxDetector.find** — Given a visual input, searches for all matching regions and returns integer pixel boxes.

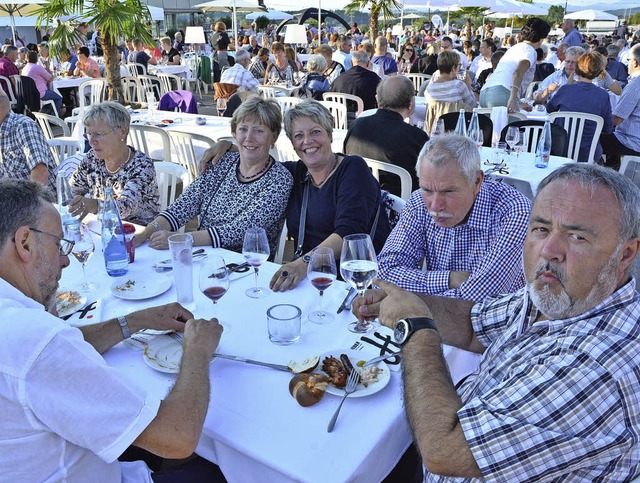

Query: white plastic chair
[275,96,301,115]
[138,75,161,102]
[319,100,348,130]
[33,112,72,140]
[167,131,217,183]
[548,112,604,164]
[121,76,141,104]
[71,78,107,117]
[157,72,184,96]
[362,157,413,201]
[154,161,190,210]
[127,62,147,76]
[128,124,172,162]
[47,138,83,167]
[322,92,364,118]
[0,75,17,109]
[619,156,640,188]
[257,85,290,98]
[406,73,431,95]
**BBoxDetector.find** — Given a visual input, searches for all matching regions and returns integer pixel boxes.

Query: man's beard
[527,246,621,320]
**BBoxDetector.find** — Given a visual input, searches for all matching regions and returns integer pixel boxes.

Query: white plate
[110,276,172,300]
[143,334,182,373]
[56,291,88,317]
[318,349,390,398]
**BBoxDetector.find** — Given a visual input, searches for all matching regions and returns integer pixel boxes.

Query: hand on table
[270,259,308,292]
[373,279,433,329]
[127,302,194,333]
[182,317,223,358]
[69,195,98,220]
[147,230,172,250]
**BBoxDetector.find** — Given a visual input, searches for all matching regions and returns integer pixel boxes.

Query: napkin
[349,327,402,372]
[490,106,508,145]
[61,299,102,327]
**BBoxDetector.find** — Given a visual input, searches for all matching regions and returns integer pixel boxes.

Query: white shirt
[483,42,537,98]
[0,279,159,482]
[333,50,352,70]
[470,55,492,76]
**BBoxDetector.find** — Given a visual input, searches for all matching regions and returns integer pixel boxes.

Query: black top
[283,156,390,254]
[162,48,180,63]
[410,54,438,75]
[331,65,381,111]
[343,109,428,196]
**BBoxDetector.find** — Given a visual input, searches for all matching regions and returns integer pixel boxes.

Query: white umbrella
[0,0,46,44]
[489,0,547,16]
[195,0,265,45]
[564,9,619,21]
[246,9,293,20]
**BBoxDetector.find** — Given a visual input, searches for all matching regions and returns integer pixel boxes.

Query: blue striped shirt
[613,73,640,152]
[378,179,531,301]
[426,280,640,481]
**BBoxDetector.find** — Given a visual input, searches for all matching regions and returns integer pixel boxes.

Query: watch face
[394,320,408,344]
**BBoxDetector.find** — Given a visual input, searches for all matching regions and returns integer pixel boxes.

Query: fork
[327,369,359,432]
[168,331,183,343]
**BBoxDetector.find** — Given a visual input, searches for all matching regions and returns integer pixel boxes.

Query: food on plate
[115,279,136,292]
[360,365,384,387]
[160,119,174,124]
[55,290,82,313]
[322,356,347,388]
[288,355,320,374]
[289,373,330,407]
[340,354,360,383]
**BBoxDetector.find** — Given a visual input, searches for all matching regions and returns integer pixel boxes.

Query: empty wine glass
[340,234,378,334]
[307,247,337,324]
[505,126,521,161]
[70,223,96,292]
[199,256,229,322]
[243,227,270,298]
[431,118,445,137]
[216,97,227,117]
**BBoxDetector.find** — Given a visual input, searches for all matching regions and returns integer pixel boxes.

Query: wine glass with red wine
[307,247,337,324]
[199,256,229,321]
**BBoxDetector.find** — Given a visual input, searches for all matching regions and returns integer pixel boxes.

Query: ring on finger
[281,270,289,278]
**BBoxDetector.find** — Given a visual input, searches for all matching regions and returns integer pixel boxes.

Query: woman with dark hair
[547,52,613,163]
[480,17,551,112]
[397,44,417,74]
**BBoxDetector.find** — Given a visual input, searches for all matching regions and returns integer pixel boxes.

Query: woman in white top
[480,18,551,113]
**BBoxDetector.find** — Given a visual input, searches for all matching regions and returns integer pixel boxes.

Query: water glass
[267,304,301,345]
[168,233,194,307]
[492,142,507,166]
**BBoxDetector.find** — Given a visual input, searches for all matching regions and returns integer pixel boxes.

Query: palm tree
[456,7,488,40]
[344,0,401,41]
[36,0,155,102]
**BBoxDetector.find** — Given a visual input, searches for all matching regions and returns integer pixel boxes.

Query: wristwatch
[302,254,311,263]
[394,317,438,346]
[118,315,131,339]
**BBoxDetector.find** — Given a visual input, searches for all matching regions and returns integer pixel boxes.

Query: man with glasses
[533,45,584,105]
[0,178,226,481]
[440,36,469,72]
[332,35,353,71]
[0,92,56,192]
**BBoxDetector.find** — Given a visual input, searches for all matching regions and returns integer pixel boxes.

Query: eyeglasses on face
[83,127,117,141]
[28,228,75,256]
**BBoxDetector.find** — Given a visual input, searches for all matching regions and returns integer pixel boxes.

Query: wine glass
[505,126,521,161]
[242,227,270,298]
[70,223,96,292]
[307,247,337,324]
[431,118,445,137]
[339,234,378,333]
[216,97,227,117]
[199,256,229,322]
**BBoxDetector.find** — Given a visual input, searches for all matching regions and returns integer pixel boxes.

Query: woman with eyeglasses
[68,102,160,225]
[397,45,417,75]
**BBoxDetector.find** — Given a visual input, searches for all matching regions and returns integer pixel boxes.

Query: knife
[212,353,290,372]
[363,351,402,367]
[156,249,206,266]
[337,287,357,314]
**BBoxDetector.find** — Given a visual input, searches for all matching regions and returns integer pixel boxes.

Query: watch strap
[118,315,131,339]
[401,317,437,345]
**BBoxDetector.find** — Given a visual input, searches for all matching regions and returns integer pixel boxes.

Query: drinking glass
[340,234,378,333]
[168,233,195,307]
[505,126,521,161]
[243,227,270,298]
[491,141,507,166]
[199,256,229,322]
[146,89,158,119]
[216,97,227,117]
[307,247,337,324]
[431,119,445,137]
[70,223,97,292]
[512,129,527,167]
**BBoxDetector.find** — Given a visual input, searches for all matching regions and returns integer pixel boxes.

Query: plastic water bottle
[454,109,467,136]
[535,120,552,169]
[101,186,129,277]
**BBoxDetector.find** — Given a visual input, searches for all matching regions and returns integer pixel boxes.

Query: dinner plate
[56,291,88,318]
[143,334,182,373]
[110,276,172,300]
[318,349,390,398]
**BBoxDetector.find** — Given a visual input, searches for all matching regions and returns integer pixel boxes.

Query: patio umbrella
[246,9,293,20]
[564,9,618,21]
[0,0,46,44]
[194,0,266,46]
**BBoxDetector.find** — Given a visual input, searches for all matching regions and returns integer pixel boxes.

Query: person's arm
[170,53,180,65]
[111,152,155,221]
[29,163,49,186]
[79,303,195,354]
[133,317,222,458]
[197,139,237,174]
[507,59,530,113]
[24,119,55,187]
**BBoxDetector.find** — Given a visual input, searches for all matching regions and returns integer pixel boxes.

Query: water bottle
[468,107,482,147]
[454,109,467,137]
[101,186,129,276]
[535,119,552,169]
[56,174,80,238]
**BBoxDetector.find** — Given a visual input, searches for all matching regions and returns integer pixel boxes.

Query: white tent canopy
[564,8,618,21]
[246,9,293,20]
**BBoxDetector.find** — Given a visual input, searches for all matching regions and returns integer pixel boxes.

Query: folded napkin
[490,106,509,145]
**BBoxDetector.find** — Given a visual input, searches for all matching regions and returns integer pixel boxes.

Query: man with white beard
[355,163,640,481]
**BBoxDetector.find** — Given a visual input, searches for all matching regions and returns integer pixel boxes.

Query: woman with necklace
[199,100,390,291]
[136,97,292,254]
[264,41,298,85]
[69,102,159,225]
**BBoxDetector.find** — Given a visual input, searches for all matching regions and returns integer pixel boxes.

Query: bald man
[561,19,582,47]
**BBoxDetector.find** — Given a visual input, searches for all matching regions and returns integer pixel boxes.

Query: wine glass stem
[81,263,88,287]
[212,301,217,320]
[253,267,259,290]
[318,290,324,311]
[356,289,366,326]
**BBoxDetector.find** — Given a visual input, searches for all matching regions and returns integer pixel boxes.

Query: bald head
[376,75,414,111]
[375,36,388,54]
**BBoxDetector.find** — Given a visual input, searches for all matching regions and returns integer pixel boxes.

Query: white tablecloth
[149,64,191,79]
[58,234,480,482]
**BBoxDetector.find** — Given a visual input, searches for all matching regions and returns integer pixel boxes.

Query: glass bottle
[454,109,467,137]
[101,186,129,276]
[535,120,552,169]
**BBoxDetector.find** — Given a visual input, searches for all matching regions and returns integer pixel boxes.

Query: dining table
[148,64,191,78]
[57,222,482,483]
